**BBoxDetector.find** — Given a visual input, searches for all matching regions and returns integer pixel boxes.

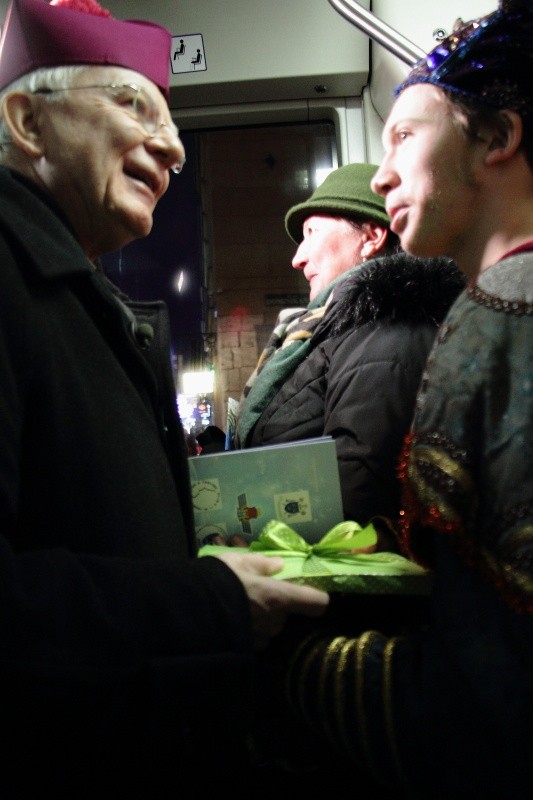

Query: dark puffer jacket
[249,253,465,526]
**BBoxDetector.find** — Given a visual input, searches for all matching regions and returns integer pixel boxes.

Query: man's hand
[215,550,329,651]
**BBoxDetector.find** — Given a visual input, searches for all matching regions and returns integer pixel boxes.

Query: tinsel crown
[396,1,533,119]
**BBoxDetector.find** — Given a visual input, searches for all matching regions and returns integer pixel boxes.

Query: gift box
[198,519,432,595]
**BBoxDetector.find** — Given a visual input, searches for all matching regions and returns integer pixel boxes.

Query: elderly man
[271,1,533,796]
[0,0,328,796]
[235,163,464,531]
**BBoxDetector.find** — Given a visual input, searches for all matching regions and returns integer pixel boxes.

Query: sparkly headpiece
[0,0,172,97]
[396,1,533,120]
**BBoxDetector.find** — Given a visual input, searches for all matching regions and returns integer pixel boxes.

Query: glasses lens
[109,84,184,173]
[131,86,160,135]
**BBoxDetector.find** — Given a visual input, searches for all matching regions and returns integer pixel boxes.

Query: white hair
[0,65,90,151]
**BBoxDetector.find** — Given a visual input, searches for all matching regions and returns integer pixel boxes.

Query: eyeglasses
[33,82,186,174]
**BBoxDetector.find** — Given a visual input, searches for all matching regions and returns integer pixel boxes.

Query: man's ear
[1,91,45,158]
[360,222,388,260]
[484,109,523,166]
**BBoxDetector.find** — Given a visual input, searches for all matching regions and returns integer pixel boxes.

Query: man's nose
[371,159,394,197]
[146,127,186,175]
[292,240,307,270]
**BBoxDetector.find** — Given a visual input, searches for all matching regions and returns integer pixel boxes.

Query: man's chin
[105,222,153,255]
[399,229,433,258]
[121,209,154,242]
[403,240,446,260]
[308,281,319,301]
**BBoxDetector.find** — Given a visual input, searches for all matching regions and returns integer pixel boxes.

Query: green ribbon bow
[198,519,432,593]
[247,519,377,579]
[250,519,376,553]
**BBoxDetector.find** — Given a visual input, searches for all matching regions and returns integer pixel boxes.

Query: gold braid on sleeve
[383,636,411,788]
[286,630,406,787]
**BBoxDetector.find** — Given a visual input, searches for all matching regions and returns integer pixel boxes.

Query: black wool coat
[249,254,466,527]
[0,168,253,797]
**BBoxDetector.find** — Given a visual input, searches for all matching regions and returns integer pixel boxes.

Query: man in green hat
[233,162,464,538]
[285,162,393,300]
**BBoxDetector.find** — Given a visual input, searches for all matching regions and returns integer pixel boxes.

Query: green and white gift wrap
[199,520,431,595]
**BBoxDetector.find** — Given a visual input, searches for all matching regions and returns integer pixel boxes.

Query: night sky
[101,131,204,364]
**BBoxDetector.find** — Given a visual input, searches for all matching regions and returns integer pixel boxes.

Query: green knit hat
[285,162,390,244]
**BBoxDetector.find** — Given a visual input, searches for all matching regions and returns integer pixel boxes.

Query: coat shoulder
[330,253,466,337]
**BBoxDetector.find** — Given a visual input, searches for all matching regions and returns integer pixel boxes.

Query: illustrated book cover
[188,437,343,545]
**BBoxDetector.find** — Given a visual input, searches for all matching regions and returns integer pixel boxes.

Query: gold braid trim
[334,637,355,756]
[383,637,410,789]
[287,632,327,728]
[318,637,348,746]
[408,445,474,524]
[355,631,385,783]
[288,631,409,789]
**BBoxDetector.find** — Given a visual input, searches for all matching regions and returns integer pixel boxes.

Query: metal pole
[328,0,426,66]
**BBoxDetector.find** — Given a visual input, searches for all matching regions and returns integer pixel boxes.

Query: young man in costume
[0,1,328,795]
[269,2,533,796]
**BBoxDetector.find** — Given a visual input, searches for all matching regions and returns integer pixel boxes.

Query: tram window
[101,120,337,422]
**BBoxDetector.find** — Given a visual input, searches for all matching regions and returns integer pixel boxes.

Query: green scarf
[234,280,335,447]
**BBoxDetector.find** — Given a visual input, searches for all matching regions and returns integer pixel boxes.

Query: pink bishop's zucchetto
[0,0,172,97]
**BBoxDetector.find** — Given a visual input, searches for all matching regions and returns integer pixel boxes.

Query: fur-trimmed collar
[329,252,466,337]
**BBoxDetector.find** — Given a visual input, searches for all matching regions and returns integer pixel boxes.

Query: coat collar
[326,252,466,338]
[0,166,94,280]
